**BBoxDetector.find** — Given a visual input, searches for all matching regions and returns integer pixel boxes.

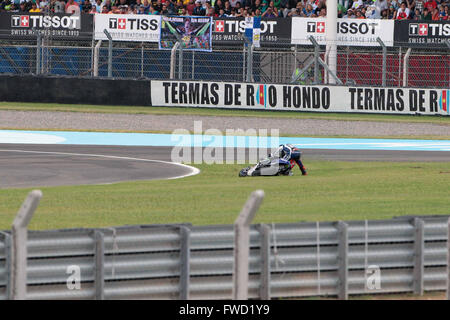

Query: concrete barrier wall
[0,74,151,106]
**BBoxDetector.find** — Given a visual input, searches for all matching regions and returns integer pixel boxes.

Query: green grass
[0,160,449,230]
[1,101,450,125]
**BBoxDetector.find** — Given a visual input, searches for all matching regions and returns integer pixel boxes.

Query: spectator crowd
[0,0,449,20]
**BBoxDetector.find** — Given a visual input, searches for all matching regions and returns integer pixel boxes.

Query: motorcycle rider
[269,144,308,176]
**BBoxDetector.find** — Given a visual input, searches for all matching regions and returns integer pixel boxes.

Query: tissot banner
[151,80,450,116]
[0,12,93,40]
[94,13,160,42]
[212,17,291,46]
[394,20,450,48]
[291,17,394,47]
[159,16,212,51]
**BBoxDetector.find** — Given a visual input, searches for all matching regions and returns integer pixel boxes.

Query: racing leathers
[270,144,308,176]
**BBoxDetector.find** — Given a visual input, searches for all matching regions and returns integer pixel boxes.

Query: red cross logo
[317,22,325,33]
[418,24,428,36]
[118,19,126,30]
[215,20,224,33]
[20,15,29,27]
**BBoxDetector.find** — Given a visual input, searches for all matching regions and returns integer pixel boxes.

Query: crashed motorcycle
[239,157,295,177]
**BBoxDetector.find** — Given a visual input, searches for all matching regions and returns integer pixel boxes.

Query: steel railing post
[179,226,191,300]
[10,190,42,300]
[94,230,105,300]
[93,40,102,77]
[103,29,113,78]
[377,37,387,87]
[33,28,41,75]
[0,232,11,300]
[170,42,180,79]
[259,224,271,300]
[447,217,450,300]
[311,36,320,84]
[233,190,264,300]
[403,48,412,87]
[413,218,425,296]
[178,43,184,80]
[337,221,349,300]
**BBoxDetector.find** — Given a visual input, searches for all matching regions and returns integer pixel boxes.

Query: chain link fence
[0,38,448,88]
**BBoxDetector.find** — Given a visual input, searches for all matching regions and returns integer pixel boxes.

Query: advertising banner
[212,17,291,46]
[291,18,394,47]
[0,12,93,41]
[394,21,450,48]
[94,13,160,42]
[151,80,450,116]
[159,16,212,51]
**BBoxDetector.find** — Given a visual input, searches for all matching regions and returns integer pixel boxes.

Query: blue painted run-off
[0,130,450,151]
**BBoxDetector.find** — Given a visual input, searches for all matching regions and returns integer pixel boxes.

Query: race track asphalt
[1,144,449,188]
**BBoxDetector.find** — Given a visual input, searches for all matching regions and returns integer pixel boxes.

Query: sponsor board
[151,80,450,116]
[291,17,394,47]
[0,12,93,40]
[159,16,212,51]
[94,13,160,42]
[394,21,450,48]
[212,17,291,46]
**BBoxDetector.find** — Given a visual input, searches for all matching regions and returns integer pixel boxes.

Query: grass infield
[0,160,449,230]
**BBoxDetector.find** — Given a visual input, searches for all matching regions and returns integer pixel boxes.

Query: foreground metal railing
[0,191,449,300]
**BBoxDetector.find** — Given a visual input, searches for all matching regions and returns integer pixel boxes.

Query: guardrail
[0,192,449,300]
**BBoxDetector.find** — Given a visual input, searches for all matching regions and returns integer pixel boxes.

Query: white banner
[94,14,160,42]
[151,80,450,116]
[291,18,394,47]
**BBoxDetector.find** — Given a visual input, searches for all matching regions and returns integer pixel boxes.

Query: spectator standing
[185,0,195,14]
[424,0,437,11]
[102,0,112,12]
[229,0,240,8]
[395,1,411,19]
[29,1,41,11]
[421,7,432,18]
[373,0,389,18]
[93,0,102,12]
[223,0,231,14]
[82,0,92,12]
[441,5,449,20]
[431,6,440,18]
[148,4,158,13]
[193,0,205,14]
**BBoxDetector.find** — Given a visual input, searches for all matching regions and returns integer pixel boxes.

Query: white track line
[0,149,200,180]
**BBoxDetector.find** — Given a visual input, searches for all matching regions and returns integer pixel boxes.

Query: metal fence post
[179,226,191,300]
[259,224,271,300]
[413,218,424,296]
[93,40,102,77]
[447,217,450,300]
[10,190,42,300]
[178,43,184,80]
[33,28,41,75]
[246,44,254,83]
[233,190,265,300]
[403,48,412,87]
[310,36,343,85]
[312,36,320,84]
[191,51,195,80]
[141,42,144,78]
[376,37,387,87]
[337,221,349,300]
[103,29,113,78]
[170,42,180,79]
[0,232,11,300]
[94,230,105,300]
